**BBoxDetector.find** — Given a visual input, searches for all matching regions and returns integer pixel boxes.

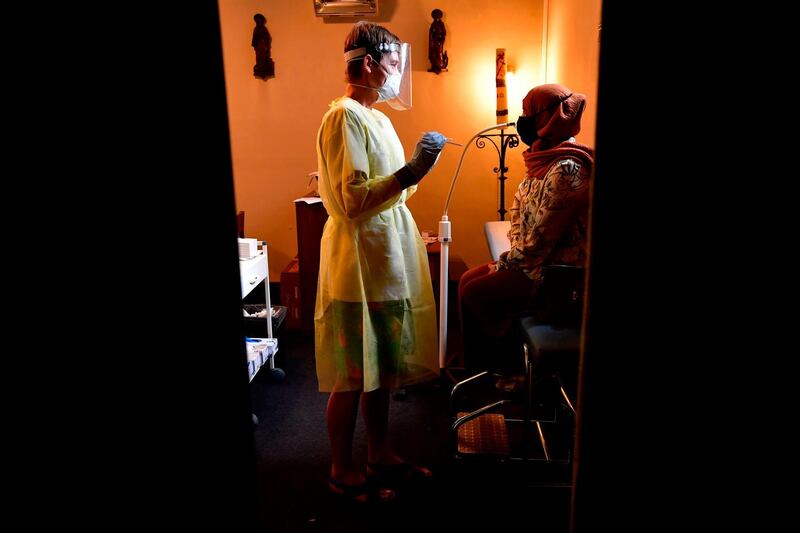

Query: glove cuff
[394,165,419,189]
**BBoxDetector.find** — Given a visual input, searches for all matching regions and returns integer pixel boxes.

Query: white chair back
[484,220,511,261]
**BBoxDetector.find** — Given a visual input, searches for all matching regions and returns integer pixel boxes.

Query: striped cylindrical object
[496,48,508,125]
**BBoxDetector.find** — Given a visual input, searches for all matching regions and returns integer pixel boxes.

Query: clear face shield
[345,42,412,111]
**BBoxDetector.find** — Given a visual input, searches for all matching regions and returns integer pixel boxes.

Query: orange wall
[544,0,602,145]
[219,1,598,278]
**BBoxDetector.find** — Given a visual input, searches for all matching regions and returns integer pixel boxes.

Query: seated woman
[458,83,594,371]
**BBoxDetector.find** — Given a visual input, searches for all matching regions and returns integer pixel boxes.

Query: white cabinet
[239,241,283,383]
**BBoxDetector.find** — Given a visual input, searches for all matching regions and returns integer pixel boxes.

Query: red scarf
[522,141,594,179]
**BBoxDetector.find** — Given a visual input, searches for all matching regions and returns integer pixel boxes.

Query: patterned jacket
[495,157,590,285]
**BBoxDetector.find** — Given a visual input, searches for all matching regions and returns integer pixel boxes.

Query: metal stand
[474,130,519,220]
[438,122,517,374]
[260,242,285,383]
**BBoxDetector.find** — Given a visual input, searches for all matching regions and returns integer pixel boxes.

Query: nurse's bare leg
[363,387,433,479]
[361,387,395,464]
[327,390,363,484]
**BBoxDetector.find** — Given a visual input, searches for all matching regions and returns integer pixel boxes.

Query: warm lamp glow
[470,62,496,127]
[465,56,535,128]
[506,70,518,117]
[506,69,534,120]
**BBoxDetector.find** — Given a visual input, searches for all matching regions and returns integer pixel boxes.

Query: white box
[238,238,258,259]
[246,337,279,381]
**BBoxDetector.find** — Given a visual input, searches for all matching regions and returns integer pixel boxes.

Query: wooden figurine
[252,13,274,80]
[428,9,448,74]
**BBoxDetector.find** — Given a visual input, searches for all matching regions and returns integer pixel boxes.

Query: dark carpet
[250,332,571,532]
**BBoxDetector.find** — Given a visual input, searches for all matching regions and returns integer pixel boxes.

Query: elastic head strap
[344,42,400,62]
[344,47,367,62]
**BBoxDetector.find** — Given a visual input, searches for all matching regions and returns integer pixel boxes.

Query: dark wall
[62,2,263,530]
[141,3,260,529]
[569,3,738,532]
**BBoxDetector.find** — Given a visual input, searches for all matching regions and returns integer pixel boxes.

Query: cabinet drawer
[239,253,267,298]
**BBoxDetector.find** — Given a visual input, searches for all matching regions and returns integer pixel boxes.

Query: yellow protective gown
[314,96,439,392]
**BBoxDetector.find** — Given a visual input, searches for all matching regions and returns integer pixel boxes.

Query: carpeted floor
[250,331,571,532]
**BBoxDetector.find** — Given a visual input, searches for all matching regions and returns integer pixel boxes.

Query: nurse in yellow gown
[315,97,440,391]
[314,21,446,502]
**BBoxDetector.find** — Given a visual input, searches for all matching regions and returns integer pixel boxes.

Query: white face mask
[376,63,402,102]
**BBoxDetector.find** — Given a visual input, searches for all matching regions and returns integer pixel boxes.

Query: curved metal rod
[443,122,516,216]
[492,134,520,174]
[475,136,500,158]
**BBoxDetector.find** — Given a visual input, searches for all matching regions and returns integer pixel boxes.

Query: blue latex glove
[395,131,447,189]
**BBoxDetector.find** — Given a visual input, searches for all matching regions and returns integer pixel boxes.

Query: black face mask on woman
[515,115,537,146]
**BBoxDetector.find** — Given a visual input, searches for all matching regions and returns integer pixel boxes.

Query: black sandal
[366,461,433,484]
[328,476,395,505]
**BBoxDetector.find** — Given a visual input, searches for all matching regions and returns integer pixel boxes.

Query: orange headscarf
[520,83,594,179]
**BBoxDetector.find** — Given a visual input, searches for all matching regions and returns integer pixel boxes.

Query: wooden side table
[294,199,328,334]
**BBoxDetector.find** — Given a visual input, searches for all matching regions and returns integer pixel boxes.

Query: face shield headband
[344,42,412,110]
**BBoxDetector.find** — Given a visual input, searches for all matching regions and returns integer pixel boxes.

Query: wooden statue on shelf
[252,13,274,80]
[428,9,448,74]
